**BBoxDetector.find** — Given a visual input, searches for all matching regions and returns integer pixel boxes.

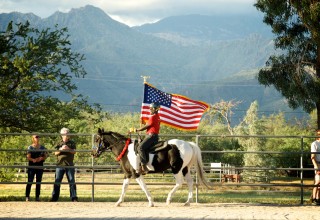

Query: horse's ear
[98,128,104,134]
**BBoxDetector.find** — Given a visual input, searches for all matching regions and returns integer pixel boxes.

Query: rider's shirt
[146,113,160,134]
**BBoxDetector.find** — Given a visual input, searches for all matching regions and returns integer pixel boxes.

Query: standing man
[135,102,161,174]
[311,129,320,205]
[51,127,78,202]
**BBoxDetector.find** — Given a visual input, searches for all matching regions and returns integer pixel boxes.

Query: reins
[100,132,131,161]
[116,138,131,161]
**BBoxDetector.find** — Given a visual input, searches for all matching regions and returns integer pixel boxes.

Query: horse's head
[92,128,126,158]
[92,128,111,158]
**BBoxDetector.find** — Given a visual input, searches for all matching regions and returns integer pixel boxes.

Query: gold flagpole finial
[141,75,150,83]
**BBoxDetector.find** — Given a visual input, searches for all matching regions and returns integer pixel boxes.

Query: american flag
[140,83,210,131]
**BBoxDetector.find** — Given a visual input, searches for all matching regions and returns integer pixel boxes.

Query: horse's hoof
[148,203,154,207]
[115,202,121,207]
[184,202,190,206]
[166,200,171,205]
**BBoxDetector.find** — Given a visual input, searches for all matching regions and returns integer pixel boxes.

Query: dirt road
[0,201,319,220]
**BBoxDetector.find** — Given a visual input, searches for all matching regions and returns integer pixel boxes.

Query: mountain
[0,5,306,119]
[0,12,41,30]
[133,13,273,44]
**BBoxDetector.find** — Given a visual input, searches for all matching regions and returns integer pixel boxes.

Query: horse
[92,128,212,207]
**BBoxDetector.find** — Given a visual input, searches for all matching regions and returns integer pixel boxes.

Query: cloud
[0,0,257,26]
[101,0,258,26]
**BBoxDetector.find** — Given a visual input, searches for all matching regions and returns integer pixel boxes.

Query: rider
[135,102,161,174]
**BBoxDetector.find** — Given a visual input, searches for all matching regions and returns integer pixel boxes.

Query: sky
[0,0,258,26]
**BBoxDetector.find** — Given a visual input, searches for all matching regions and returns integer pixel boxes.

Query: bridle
[94,132,132,161]
[96,132,125,152]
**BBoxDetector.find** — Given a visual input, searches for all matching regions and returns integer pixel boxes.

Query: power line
[91,102,308,115]
[74,78,265,87]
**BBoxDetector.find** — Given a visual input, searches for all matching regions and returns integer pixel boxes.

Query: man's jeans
[51,167,77,201]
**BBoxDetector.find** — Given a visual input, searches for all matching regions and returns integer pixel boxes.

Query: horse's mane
[102,131,127,140]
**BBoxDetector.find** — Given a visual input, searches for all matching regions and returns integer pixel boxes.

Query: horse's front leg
[115,178,130,207]
[135,176,154,207]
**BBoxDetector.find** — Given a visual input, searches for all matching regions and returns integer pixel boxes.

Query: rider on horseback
[135,102,161,174]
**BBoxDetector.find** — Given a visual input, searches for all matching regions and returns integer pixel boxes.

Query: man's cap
[60,127,70,135]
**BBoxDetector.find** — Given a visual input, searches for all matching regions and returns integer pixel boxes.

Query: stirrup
[141,164,149,174]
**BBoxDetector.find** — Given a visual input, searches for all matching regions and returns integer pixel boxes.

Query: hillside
[0,5,305,119]
[133,13,273,43]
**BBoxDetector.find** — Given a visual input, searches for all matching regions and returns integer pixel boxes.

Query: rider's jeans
[138,134,159,164]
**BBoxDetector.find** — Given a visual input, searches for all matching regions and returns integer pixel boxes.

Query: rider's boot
[141,164,149,175]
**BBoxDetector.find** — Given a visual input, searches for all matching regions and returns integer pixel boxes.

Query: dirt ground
[0,201,319,220]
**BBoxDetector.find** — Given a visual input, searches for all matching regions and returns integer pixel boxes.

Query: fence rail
[0,133,318,204]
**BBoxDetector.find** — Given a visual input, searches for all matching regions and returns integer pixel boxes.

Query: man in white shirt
[311,129,320,205]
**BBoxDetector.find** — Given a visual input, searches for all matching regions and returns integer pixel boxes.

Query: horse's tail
[189,142,213,189]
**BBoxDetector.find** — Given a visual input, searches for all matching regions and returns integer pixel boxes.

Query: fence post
[195,135,200,203]
[300,137,304,205]
[91,134,95,202]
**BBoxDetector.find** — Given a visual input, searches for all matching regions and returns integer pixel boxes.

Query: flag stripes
[140,83,209,131]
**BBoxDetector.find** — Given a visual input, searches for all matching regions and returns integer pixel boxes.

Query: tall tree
[236,101,268,182]
[0,21,100,132]
[255,0,320,129]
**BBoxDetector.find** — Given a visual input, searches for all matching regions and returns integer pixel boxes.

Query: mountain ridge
[133,13,273,44]
[0,5,305,119]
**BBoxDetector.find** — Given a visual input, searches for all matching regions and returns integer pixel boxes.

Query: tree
[208,99,242,135]
[0,21,100,132]
[235,101,269,182]
[255,0,320,129]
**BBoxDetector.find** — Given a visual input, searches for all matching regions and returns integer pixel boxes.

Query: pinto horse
[92,128,212,207]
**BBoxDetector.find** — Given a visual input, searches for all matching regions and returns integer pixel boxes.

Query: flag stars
[146,86,171,107]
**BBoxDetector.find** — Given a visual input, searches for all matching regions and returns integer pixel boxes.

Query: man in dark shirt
[50,127,78,202]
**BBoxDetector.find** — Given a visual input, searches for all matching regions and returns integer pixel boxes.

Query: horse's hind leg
[166,173,184,205]
[115,178,130,207]
[184,171,193,206]
[135,176,154,207]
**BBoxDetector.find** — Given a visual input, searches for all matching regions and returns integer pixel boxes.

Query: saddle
[149,141,170,153]
[132,139,170,154]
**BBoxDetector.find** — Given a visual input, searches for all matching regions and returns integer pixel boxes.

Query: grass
[0,172,315,205]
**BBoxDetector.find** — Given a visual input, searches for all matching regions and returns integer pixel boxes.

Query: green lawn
[0,172,314,205]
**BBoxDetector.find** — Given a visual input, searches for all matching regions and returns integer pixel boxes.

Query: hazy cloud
[0,0,257,26]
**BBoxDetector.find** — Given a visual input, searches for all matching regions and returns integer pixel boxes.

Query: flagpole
[141,75,150,84]
[139,75,150,128]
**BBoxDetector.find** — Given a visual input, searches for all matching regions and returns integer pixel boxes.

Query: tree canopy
[0,21,100,132]
[255,0,320,129]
